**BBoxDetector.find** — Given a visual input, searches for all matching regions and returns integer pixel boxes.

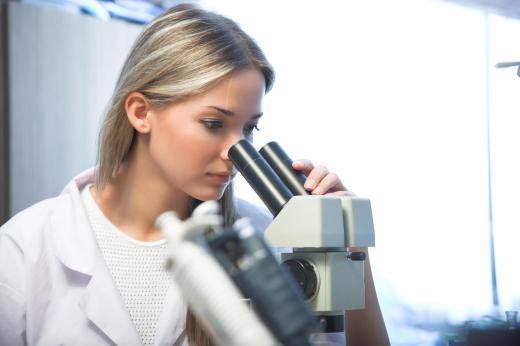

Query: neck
[92,145,192,242]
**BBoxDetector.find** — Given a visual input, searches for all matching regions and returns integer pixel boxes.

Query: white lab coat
[0,169,272,346]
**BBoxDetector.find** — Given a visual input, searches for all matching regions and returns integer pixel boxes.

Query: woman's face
[147,68,265,201]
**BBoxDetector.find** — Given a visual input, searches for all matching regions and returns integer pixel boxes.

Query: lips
[213,170,236,178]
[206,171,236,183]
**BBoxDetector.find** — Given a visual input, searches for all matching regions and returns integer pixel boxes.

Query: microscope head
[228,139,375,248]
[265,194,375,248]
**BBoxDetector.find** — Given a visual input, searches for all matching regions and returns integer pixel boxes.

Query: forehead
[197,68,265,110]
[160,68,266,119]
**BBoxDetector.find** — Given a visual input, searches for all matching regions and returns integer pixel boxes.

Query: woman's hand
[292,159,355,196]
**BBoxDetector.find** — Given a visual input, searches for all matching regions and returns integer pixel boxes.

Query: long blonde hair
[94,3,274,345]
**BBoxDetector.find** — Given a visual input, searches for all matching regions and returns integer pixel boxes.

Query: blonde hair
[94,3,274,346]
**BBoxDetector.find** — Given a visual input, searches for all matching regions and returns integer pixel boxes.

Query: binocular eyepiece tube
[228,140,309,216]
[228,140,294,216]
[259,141,309,197]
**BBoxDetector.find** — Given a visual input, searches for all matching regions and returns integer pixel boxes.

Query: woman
[0,4,389,346]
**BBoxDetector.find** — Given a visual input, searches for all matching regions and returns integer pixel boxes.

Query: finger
[292,159,314,176]
[310,172,344,195]
[304,165,329,191]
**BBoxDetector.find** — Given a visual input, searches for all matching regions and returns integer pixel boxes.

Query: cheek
[152,122,218,173]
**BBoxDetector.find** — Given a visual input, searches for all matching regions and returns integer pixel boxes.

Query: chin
[191,187,226,202]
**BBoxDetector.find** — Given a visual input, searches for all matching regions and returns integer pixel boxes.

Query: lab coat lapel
[80,256,142,346]
[50,170,141,345]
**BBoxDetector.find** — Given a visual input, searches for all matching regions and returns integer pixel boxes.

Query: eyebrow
[207,106,263,119]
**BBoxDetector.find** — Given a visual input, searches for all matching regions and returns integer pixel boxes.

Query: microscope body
[264,195,375,314]
[228,139,377,332]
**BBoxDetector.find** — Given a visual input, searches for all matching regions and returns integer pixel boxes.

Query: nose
[220,132,246,162]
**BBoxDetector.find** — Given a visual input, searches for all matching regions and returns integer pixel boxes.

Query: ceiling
[444,0,520,19]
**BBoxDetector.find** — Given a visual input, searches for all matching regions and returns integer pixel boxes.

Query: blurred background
[1,0,519,344]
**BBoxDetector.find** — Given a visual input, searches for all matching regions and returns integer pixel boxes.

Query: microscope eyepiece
[259,141,309,196]
[228,139,294,216]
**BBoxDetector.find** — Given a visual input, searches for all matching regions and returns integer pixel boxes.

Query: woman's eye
[201,119,223,130]
[244,124,260,136]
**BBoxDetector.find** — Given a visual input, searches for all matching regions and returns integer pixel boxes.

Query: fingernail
[312,187,321,195]
[305,179,316,189]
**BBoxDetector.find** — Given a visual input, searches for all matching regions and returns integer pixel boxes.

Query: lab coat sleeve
[234,198,272,235]
[0,226,27,346]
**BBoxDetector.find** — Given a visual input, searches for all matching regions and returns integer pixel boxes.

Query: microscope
[156,140,376,345]
[228,140,376,333]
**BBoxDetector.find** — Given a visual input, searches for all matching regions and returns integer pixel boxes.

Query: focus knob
[347,251,366,261]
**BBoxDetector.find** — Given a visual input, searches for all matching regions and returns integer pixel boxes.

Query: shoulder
[0,197,60,309]
[0,168,94,245]
[235,198,272,234]
[0,197,59,245]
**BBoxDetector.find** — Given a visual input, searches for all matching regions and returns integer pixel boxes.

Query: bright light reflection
[201,0,519,344]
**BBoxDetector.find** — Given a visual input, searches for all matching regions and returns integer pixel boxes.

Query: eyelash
[200,119,261,135]
[244,124,261,135]
[201,119,223,129]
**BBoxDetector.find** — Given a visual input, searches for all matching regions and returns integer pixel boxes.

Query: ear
[125,92,152,134]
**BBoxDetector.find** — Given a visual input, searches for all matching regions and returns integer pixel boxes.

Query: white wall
[8,2,141,214]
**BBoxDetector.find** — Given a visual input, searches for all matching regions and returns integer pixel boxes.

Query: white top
[81,185,171,346]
